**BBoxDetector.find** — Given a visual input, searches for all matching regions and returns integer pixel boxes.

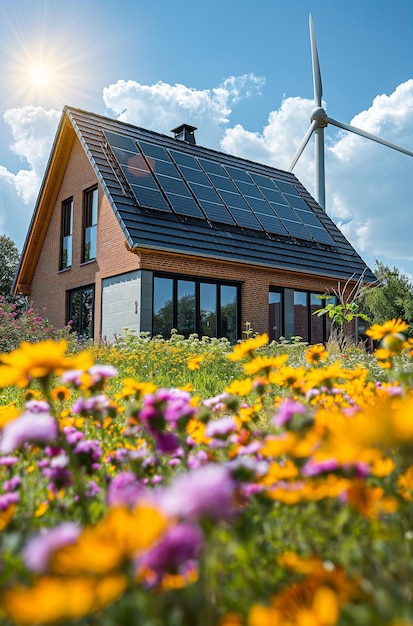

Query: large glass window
[177,280,196,337]
[293,291,309,342]
[153,277,173,337]
[60,198,73,270]
[269,290,283,341]
[269,288,335,344]
[200,282,217,338]
[310,293,324,344]
[83,187,98,262]
[221,285,238,344]
[68,285,94,339]
[153,274,240,341]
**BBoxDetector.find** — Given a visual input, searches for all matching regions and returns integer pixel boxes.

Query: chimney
[171,124,197,145]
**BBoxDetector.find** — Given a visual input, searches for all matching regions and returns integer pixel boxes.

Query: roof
[14,106,376,293]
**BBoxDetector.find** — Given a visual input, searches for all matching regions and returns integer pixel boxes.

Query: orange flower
[227,334,269,361]
[305,344,329,364]
[2,574,127,625]
[366,318,408,341]
[187,355,204,370]
[0,340,92,388]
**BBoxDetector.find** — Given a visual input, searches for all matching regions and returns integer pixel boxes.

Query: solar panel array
[104,130,335,246]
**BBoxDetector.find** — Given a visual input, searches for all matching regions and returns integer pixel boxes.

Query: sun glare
[27,62,52,86]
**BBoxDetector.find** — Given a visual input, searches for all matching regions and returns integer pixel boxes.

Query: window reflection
[269,290,283,341]
[293,291,308,342]
[200,283,217,337]
[153,277,173,337]
[221,285,237,344]
[310,293,324,344]
[177,280,196,337]
[68,286,94,339]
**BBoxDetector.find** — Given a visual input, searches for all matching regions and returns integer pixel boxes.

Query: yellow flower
[305,344,329,364]
[242,354,288,376]
[366,318,408,340]
[225,378,254,396]
[398,466,413,501]
[51,385,71,402]
[0,404,20,428]
[0,340,92,388]
[51,504,167,576]
[187,355,204,370]
[227,334,269,361]
[2,574,127,625]
[118,378,157,399]
[0,504,15,531]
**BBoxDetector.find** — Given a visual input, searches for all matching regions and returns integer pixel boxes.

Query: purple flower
[301,458,339,477]
[23,523,80,572]
[137,523,203,579]
[205,416,237,439]
[0,491,19,510]
[273,399,307,428]
[0,413,57,454]
[0,456,18,466]
[89,365,118,381]
[154,432,181,454]
[156,464,237,521]
[107,471,144,507]
[203,392,230,411]
[3,476,21,492]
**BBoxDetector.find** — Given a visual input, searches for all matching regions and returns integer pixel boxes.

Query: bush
[0,297,73,355]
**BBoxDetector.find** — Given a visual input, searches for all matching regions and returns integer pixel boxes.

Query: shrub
[0,297,73,355]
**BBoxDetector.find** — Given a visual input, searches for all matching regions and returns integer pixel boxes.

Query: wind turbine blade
[309,14,323,107]
[326,116,413,158]
[288,119,318,171]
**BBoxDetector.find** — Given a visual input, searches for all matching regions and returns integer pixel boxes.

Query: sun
[27,62,52,86]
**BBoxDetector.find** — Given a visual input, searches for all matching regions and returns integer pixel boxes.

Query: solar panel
[282,219,313,240]
[274,180,300,196]
[228,207,263,230]
[104,131,336,246]
[255,212,289,236]
[305,225,335,245]
[137,141,204,219]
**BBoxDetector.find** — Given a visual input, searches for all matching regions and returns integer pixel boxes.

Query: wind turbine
[288,14,413,210]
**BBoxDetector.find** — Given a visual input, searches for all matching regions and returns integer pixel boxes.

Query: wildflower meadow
[0,319,413,625]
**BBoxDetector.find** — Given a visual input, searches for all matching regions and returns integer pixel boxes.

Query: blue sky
[1,0,412,278]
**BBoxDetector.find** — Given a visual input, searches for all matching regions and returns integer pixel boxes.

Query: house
[12,106,375,344]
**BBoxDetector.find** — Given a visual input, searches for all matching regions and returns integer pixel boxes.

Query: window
[269,290,283,341]
[68,285,94,339]
[60,198,73,270]
[269,288,336,344]
[83,187,98,262]
[153,274,240,342]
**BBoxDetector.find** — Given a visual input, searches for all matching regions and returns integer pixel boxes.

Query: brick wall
[29,134,345,340]
[30,137,139,337]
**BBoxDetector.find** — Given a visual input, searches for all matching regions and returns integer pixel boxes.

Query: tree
[360,261,413,336]
[0,234,21,302]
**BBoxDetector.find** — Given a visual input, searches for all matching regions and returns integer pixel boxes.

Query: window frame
[152,272,241,342]
[60,197,73,270]
[67,284,95,339]
[269,287,336,344]
[82,186,98,263]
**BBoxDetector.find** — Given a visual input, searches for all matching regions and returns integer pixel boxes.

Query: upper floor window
[83,187,98,262]
[60,198,73,270]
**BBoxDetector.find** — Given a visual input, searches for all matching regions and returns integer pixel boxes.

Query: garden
[0,300,413,625]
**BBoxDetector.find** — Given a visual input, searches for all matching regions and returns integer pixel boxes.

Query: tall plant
[313,271,372,350]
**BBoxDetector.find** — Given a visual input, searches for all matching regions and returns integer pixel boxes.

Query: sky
[0,0,412,279]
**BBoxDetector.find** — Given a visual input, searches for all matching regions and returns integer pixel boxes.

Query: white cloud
[103,74,264,147]
[0,106,60,245]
